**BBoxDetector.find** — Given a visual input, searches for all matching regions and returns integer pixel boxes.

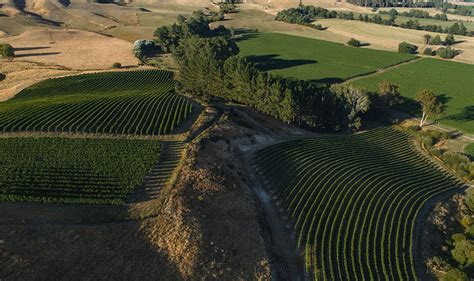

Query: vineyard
[0,137,162,204]
[0,70,195,136]
[254,127,463,280]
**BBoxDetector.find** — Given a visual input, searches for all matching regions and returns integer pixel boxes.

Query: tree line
[275,5,472,37]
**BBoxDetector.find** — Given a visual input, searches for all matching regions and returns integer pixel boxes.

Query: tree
[1,43,15,61]
[378,80,403,107]
[429,35,443,45]
[347,38,362,47]
[442,269,469,281]
[423,47,434,56]
[133,40,160,63]
[398,41,418,54]
[445,34,455,46]
[331,84,370,131]
[415,90,443,127]
[437,47,457,59]
[423,34,432,44]
[465,188,474,212]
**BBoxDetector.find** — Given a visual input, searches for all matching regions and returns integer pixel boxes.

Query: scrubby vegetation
[0,137,162,204]
[255,126,463,280]
[0,70,194,136]
[347,38,362,47]
[0,43,14,61]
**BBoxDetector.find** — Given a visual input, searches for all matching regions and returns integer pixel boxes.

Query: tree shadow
[14,46,51,51]
[231,31,259,43]
[244,54,317,72]
[308,77,344,84]
[360,42,371,47]
[444,106,474,122]
[15,52,61,58]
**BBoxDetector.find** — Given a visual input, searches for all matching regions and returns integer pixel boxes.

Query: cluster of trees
[0,43,14,61]
[400,20,469,36]
[276,5,472,36]
[422,34,459,58]
[274,6,334,29]
[439,3,474,17]
[380,8,448,21]
[346,0,440,8]
[172,32,404,132]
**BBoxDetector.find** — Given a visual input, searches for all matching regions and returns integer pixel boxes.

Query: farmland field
[352,58,474,134]
[236,33,416,82]
[465,143,474,157]
[254,127,463,280]
[0,137,162,204]
[0,70,195,136]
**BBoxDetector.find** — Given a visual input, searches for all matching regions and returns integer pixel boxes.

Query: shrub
[422,135,434,147]
[398,42,418,54]
[347,38,362,47]
[112,62,122,69]
[429,35,443,45]
[1,43,14,61]
[312,24,326,30]
[423,48,434,56]
[451,238,474,266]
[437,47,457,59]
[442,268,469,281]
[445,34,456,46]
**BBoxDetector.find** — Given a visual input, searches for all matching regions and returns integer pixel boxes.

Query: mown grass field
[254,127,463,280]
[352,58,474,134]
[236,33,416,83]
[0,137,162,204]
[465,143,474,157]
[0,70,195,136]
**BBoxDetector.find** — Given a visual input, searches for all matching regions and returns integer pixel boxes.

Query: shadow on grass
[245,54,317,72]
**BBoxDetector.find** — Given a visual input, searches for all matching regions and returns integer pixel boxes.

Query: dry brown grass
[0,28,138,100]
[2,29,137,70]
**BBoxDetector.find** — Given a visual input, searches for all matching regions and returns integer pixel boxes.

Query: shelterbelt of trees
[151,11,403,133]
[275,5,472,36]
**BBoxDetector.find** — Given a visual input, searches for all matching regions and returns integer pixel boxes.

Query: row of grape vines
[0,70,194,136]
[254,127,463,280]
[0,137,162,204]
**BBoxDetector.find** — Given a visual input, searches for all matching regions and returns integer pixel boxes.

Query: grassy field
[352,58,474,134]
[236,33,416,82]
[254,126,462,280]
[465,143,474,157]
[0,70,195,136]
[0,137,161,204]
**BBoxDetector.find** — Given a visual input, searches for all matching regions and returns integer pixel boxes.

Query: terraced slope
[0,137,162,205]
[0,70,194,136]
[254,127,463,280]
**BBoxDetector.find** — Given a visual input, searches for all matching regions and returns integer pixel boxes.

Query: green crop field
[0,137,162,204]
[254,127,463,280]
[236,33,416,83]
[352,58,474,134]
[0,70,195,136]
